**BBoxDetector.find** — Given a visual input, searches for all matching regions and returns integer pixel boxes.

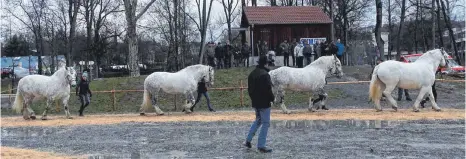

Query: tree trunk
[395,0,406,60]
[68,0,79,67]
[413,0,419,53]
[388,0,392,59]
[435,0,444,48]
[439,0,461,65]
[127,26,140,76]
[329,0,334,42]
[431,0,435,49]
[375,0,384,60]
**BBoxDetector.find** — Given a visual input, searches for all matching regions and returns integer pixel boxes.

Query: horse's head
[439,48,448,67]
[330,55,343,78]
[202,66,215,86]
[65,67,77,87]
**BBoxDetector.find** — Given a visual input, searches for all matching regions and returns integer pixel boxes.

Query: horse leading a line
[140,64,214,115]
[12,67,77,120]
[269,55,343,114]
[369,48,448,112]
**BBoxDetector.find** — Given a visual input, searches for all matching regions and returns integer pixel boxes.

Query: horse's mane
[52,67,67,77]
[305,56,332,68]
[416,49,441,62]
[179,64,207,72]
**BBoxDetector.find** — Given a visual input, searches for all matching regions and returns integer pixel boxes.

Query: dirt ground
[1,147,84,159]
[1,109,464,127]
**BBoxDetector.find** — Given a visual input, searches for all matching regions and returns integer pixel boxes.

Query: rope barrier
[1,79,463,95]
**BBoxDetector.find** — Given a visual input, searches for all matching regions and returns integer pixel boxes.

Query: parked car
[1,68,13,79]
[400,53,465,76]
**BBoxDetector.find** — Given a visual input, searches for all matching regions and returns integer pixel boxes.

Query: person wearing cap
[76,73,92,116]
[244,55,274,153]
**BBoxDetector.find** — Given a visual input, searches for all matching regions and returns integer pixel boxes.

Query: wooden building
[241,6,333,56]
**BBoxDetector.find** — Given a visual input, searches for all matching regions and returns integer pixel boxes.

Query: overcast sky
[0,0,464,43]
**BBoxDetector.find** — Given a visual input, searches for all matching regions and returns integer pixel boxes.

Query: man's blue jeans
[246,107,271,148]
[192,92,213,110]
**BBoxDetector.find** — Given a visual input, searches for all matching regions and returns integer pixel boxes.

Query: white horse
[269,55,343,114]
[369,49,448,112]
[140,64,214,115]
[12,67,77,120]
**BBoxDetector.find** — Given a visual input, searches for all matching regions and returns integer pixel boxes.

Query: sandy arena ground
[1,147,84,159]
[1,108,464,127]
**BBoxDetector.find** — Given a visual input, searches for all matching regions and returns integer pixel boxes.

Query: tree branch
[135,0,157,21]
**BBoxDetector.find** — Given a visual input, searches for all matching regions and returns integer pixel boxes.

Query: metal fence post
[240,80,244,107]
[112,87,116,111]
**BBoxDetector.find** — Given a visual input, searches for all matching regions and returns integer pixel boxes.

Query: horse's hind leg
[24,96,36,120]
[41,98,53,120]
[412,87,430,112]
[182,93,195,113]
[427,88,441,111]
[22,96,30,120]
[382,85,398,111]
[152,94,164,115]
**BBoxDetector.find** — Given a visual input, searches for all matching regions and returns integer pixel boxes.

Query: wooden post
[55,101,60,112]
[240,80,244,107]
[8,84,12,105]
[112,87,116,111]
[174,95,177,111]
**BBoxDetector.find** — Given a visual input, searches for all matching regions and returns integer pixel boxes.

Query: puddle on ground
[270,120,403,130]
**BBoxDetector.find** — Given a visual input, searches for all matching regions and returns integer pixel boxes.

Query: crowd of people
[204,38,346,69]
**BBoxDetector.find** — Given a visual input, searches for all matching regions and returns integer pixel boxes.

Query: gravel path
[2,119,464,158]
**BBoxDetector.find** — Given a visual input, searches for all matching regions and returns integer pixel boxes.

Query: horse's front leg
[62,95,72,119]
[313,89,328,110]
[277,88,291,114]
[183,93,195,113]
[41,98,53,120]
[412,87,431,112]
[427,88,441,111]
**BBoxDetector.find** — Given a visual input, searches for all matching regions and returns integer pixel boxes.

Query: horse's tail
[12,91,23,113]
[369,66,383,103]
[141,88,152,112]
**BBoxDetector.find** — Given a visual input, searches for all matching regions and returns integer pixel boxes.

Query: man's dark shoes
[406,97,412,101]
[258,147,272,153]
[244,141,252,148]
[321,106,329,110]
[209,109,216,112]
[397,98,402,101]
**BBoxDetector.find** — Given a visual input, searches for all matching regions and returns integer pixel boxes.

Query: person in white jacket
[294,42,304,68]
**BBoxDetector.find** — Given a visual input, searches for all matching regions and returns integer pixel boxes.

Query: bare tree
[395,0,406,60]
[186,0,215,64]
[218,0,240,43]
[439,0,460,64]
[431,0,435,49]
[68,0,80,66]
[6,0,48,74]
[375,0,384,60]
[123,0,157,77]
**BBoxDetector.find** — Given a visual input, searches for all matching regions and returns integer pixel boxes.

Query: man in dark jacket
[215,42,224,69]
[289,38,297,66]
[190,78,215,112]
[244,55,274,153]
[302,41,313,65]
[320,40,328,56]
[224,41,234,68]
[280,40,290,66]
[76,74,92,116]
[241,42,251,67]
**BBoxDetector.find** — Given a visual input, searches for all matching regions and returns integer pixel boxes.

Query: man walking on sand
[244,55,274,153]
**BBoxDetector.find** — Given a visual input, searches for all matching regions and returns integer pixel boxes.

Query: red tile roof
[243,6,332,25]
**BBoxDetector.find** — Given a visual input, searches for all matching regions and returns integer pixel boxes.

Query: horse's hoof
[23,116,30,120]
[434,109,441,112]
[30,116,37,120]
[41,117,48,120]
[140,113,146,116]
[283,110,291,114]
[67,117,73,119]
[375,109,382,112]
[413,109,420,112]
[392,106,398,112]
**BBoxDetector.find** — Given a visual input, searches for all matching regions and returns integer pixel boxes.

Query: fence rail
[1,79,464,112]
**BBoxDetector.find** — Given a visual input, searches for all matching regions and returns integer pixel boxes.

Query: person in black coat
[190,78,215,112]
[215,42,224,69]
[76,74,92,116]
[244,55,274,153]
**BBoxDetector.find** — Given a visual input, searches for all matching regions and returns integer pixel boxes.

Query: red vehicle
[1,68,13,79]
[400,54,465,76]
